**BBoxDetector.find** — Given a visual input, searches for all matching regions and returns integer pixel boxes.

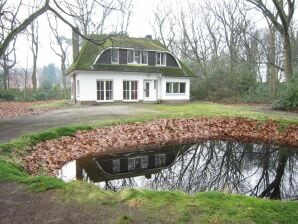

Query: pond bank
[25,117,298,175]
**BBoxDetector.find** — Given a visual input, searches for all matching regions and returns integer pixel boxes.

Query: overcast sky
[12,0,283,70]
[14,0,159,69]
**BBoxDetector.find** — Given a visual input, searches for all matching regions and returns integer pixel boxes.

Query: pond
[56,140,298,200]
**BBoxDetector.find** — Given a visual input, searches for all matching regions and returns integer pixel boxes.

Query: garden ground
[0,101,298,223]
[0,101,298,143]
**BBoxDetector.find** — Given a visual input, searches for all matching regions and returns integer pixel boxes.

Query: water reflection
[57,141,298,200]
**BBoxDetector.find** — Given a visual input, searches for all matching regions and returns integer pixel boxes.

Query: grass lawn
[143,102,298,126]
[1,160,297,223]
[0,102,297,223]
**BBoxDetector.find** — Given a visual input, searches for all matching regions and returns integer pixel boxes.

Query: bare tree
[48,14,69,95]
[247,0,295,82]
[27,2,39,91]
[0,0,20,89]
[151,2,177,52]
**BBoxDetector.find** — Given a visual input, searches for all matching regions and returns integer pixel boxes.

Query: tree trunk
[3,60,8,90]
[32,54,37,90]
[61,57,67,98]
[268,26,278,97]
[283,31,293,81]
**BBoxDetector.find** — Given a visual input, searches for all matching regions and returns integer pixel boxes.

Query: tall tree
[48,14,69,95]
[247,0,295,81]
[28,16,39,90]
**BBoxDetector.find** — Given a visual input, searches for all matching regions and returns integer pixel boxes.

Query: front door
[144,80,157,101]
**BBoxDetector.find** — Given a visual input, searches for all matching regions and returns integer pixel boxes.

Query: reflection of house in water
[76,145,186,182]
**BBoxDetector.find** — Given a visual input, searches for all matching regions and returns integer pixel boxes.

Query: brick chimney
[72,28,80,62]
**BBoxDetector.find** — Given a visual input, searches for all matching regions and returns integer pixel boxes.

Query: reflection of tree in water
[101,141,297,199]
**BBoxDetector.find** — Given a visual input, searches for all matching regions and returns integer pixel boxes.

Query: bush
[0,86,70,102]
[272,82,298,111]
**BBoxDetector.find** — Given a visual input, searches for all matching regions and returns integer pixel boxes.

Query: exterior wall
[73,71,190,103]
[160,77,190,101]
[75,71,159,102]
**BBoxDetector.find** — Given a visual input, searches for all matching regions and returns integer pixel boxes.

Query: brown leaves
[24,117,298,175]
[0,101,56,118]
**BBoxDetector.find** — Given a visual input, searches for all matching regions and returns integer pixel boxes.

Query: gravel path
[0,104,152,143]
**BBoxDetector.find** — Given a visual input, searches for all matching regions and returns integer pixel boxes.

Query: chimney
[145,35,152,40]
[72,28,80,62]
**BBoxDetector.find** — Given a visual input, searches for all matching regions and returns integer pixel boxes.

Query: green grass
[0,160,65,192]
[144,102,298,126]
[58,182,298,223]
[31,100,67,109]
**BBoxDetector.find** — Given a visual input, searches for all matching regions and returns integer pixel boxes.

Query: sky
[11,0,280,70]
[14,0,157,69]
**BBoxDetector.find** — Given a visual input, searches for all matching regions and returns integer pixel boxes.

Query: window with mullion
[156,52,166,66]
[123,80,138,100]
[97,80,113,101]
[166,82,186,94]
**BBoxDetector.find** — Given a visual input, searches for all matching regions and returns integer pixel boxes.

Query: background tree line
[152,0,297,110]
[0,0,297,110]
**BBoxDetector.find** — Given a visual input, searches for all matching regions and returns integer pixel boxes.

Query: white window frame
[123,80,138,101]
[155,154,166,167]
[127,50,148,65]
[112,159,120,173]
[96,80,114,102]
[111,48,119,64]
[166,82,186,95]
[156,52,166,66]
[127,156,148,171]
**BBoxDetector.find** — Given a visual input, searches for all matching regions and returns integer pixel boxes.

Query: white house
[67,34,194,104]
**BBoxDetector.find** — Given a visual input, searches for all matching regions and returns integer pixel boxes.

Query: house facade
[67,35,194,104]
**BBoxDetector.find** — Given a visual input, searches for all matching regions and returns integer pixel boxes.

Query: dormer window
[156,52,166,66]
[111,48,119,64]
[127,49,148,64]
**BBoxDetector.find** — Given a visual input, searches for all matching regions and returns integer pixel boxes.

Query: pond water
[57,140,298,200]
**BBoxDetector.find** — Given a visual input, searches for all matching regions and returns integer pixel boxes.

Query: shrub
[0,86,70,102]
[272,82,298,111]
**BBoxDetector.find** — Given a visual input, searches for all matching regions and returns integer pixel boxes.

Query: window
[142,51,148,64]
[128,158,135,171]
[123,80,138,100]
[127,50,134,63]
[166,82,186,94]
[97,80,113,101]
[156,52,166,66]
[127,50,148,64]
[111,48,119,64]
[128,156,148,171]
[112,159,120,173]
[134,50,141,64]
[155,154,166,167]
[76,80,80,97]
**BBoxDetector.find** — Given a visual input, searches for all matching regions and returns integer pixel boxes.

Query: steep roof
[67,34,195,77]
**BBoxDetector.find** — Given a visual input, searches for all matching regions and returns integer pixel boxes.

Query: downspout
[73,73,77,104]
[158,74,162,104]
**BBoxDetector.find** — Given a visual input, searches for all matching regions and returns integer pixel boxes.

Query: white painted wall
[72,71,190,102]
[161,77,190,101]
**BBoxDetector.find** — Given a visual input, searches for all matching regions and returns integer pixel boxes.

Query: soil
[0,182,144,224]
